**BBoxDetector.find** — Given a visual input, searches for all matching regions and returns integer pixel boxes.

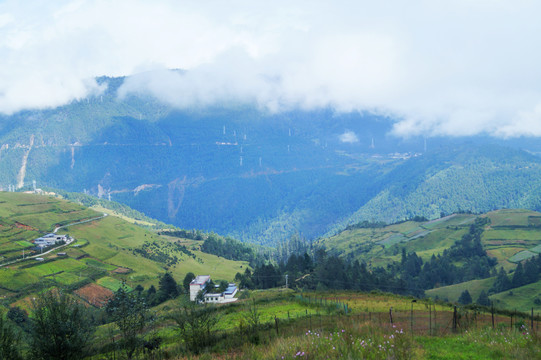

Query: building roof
[204,292,223,297]
[190,275,210,286]
[224,284,237,295]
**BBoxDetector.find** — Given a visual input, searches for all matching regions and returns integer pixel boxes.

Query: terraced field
[0,192,247,309]
[319,209,541,310]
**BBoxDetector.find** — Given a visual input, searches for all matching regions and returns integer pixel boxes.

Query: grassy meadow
[94,289,541,360]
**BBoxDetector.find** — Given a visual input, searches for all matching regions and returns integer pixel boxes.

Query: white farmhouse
[204,283,238,304]
[189,275,210,301]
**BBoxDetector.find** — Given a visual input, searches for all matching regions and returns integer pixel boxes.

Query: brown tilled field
[75,283,113,307]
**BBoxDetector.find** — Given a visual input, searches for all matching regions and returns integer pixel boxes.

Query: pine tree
[158,272,179,302]
[458,290,472,305]
[511,262,526,288]
[476,290,490,306]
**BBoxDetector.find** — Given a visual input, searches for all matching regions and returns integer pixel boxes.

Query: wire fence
[255,302,541,340]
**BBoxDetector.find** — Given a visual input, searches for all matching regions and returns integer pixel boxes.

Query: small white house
[189,275,210,301]
[204,284,238,304]
[189,275,238,303]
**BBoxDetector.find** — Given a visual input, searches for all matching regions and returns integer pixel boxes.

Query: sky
[1,0,541,138]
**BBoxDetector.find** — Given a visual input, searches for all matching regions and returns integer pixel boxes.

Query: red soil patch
[15,222,37,231]
[75,283,113,308]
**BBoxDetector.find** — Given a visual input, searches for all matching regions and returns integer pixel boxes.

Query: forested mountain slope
[1,76,541,244]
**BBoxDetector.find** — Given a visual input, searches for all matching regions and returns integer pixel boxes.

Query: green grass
[425,277,496,303]
[490,280,541,312]
[96,276,132,292]
[509,250,537,263]
[487,209,540,227]
[52,271,85,285]
[25,258,86,277]
[82,258,117,271]
[0,268,40,291]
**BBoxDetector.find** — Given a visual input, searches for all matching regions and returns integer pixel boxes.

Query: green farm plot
[67,216,151,259]
[15,240,33,247]
[483,228,541,242]
[421,214,476,230]
[80,242,118,261]
[425,277,496,303]
[97,276,132,292]
[0,268,39,291]
[487,209,539,227]
[14,208,98,232]
[108,251,163,278]
[64,247,86,258]
[387,221,422,234]
[83,258,117,271]
[25,258,86,277]
[486,246,525,262]
[377,234,405,247]
[528,244,541,253]
[52,271,85,285]
[405,228,464,254]
[508,250,537,263]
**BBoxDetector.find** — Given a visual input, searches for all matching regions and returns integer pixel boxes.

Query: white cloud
[1,0,541,138]
[339,131,359,144]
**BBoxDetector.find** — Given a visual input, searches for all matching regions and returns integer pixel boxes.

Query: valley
[2,78,541,246]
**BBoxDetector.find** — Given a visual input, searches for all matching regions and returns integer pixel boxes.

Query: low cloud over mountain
[1,1,541,138]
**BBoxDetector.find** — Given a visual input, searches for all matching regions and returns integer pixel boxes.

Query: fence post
[530,308,533,332]
[434,304,437,336]
[429,304,432,336]
[389,307,393,326]
[310,313,312,332]
[275,316,279,336]
[453,306,457,333]
[491,302,495,330]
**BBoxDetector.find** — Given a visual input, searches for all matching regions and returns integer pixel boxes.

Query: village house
[203,283,238,304]
[189,275,211,301]
[33,233,67,248]
[189,275,238,304]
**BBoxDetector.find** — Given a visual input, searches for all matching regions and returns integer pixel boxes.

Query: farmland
[0,192,247,310]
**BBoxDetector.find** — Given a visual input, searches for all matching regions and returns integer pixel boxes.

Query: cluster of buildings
[189,275,238,304]
[33,233,69,248]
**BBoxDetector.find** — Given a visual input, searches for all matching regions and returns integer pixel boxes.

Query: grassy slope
[320,209,541,310]
[425,277,496,303]
[490,280,541,313]
[0,192,246,307]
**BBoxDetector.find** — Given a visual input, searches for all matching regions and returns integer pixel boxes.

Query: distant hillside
[0,192,246,309]
[326,145,541,235]
[318,208,541,310]
[1,75,541,244]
